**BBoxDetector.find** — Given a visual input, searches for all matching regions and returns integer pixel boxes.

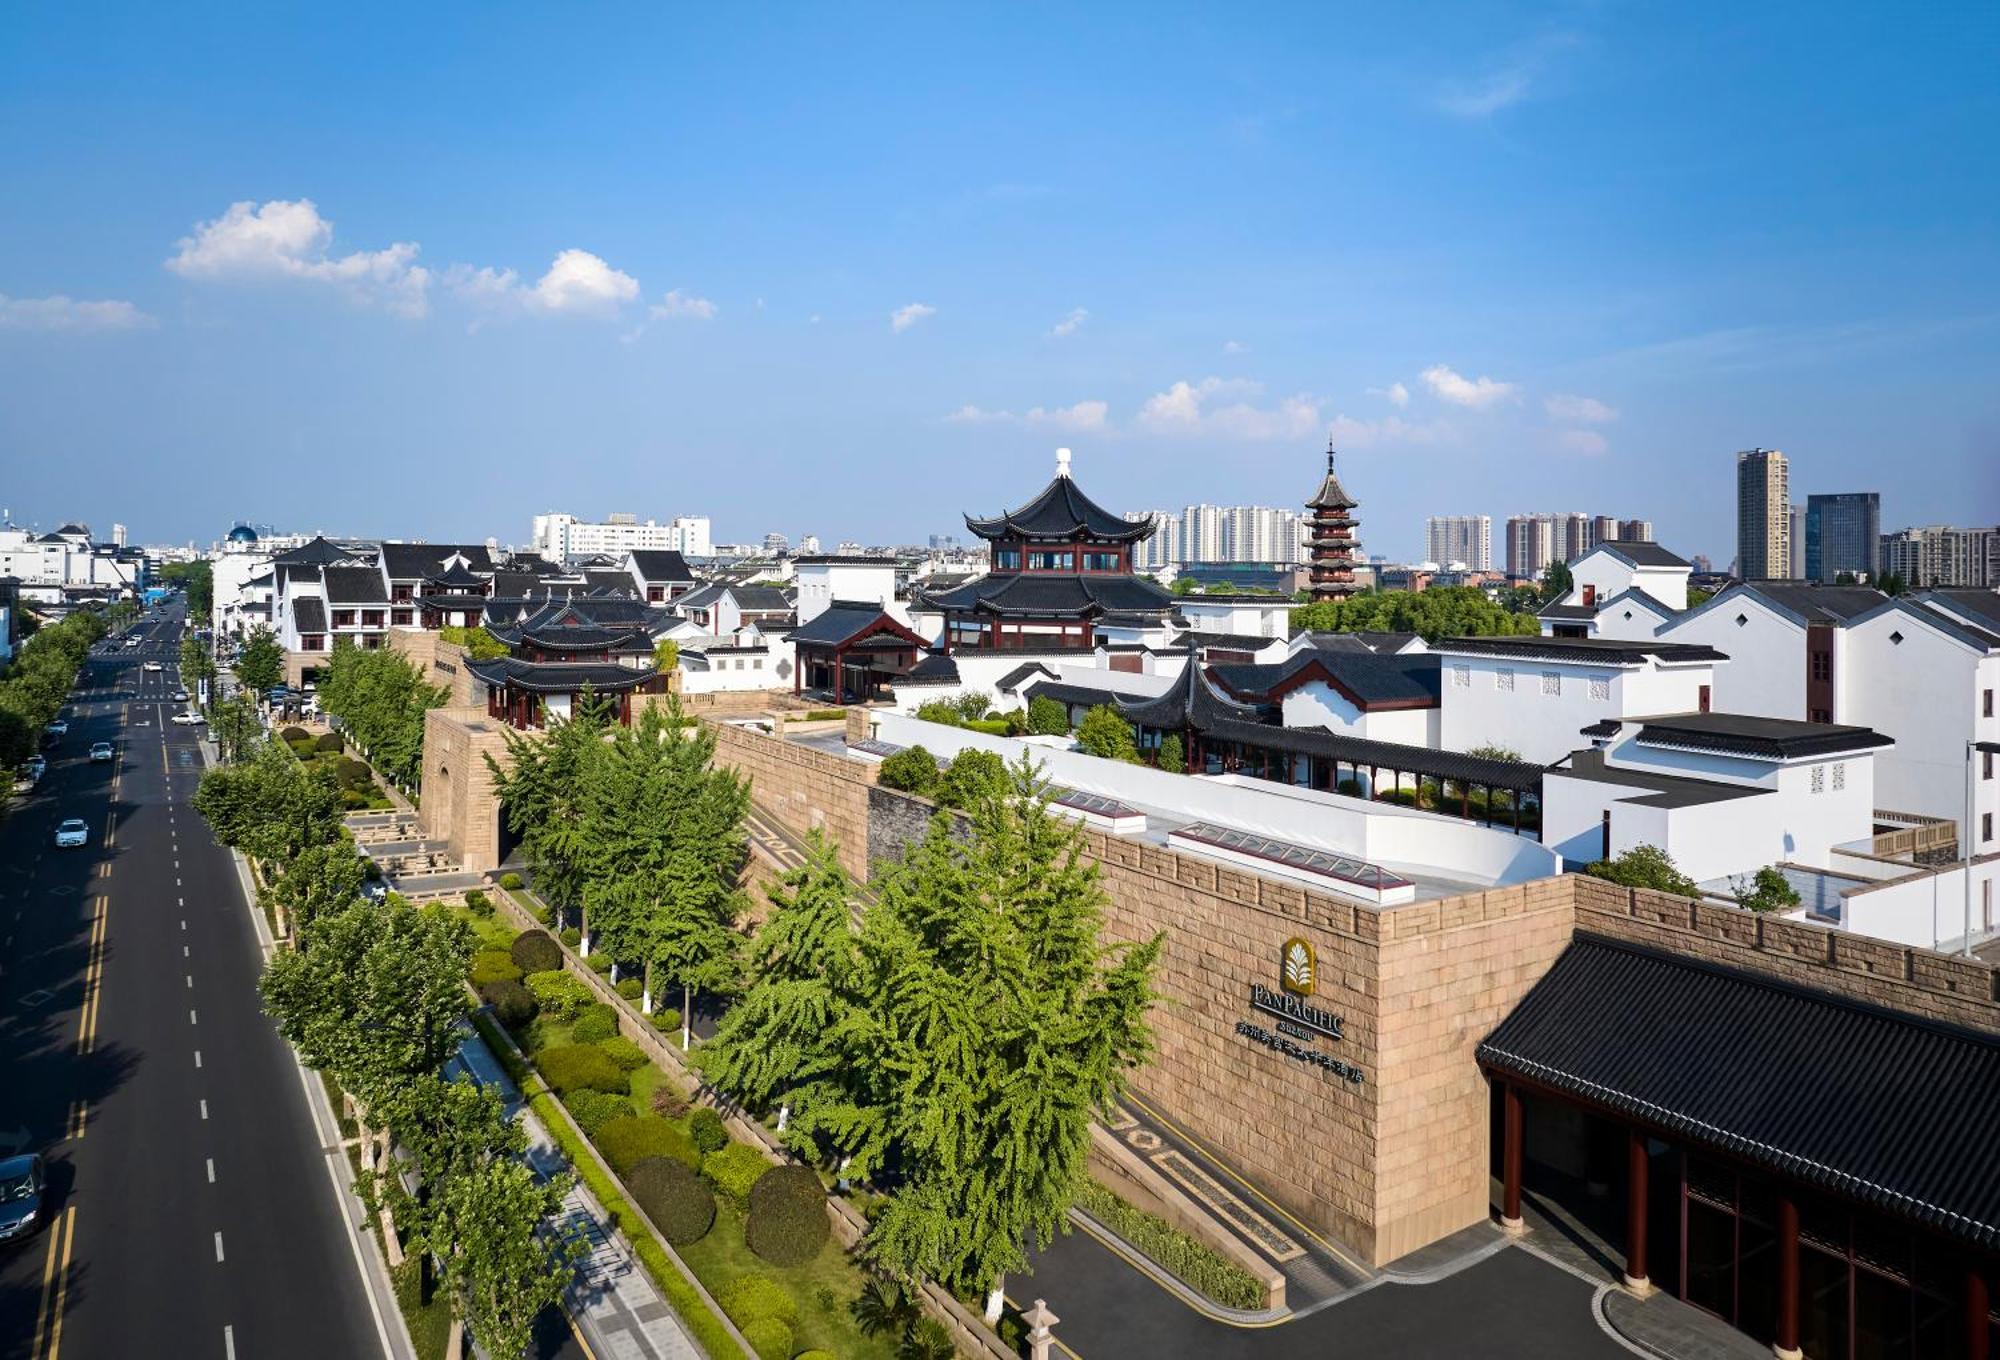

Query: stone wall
[419,707,514,872]
[387,629,481,708]
[708,720,877,881]
[867,783,942,870]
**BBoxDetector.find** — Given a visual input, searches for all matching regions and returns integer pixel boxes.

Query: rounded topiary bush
[744,1164,830,1266]
[571,1004,619,1045]
[649,1008,681,1033]
[738,1318,792,1360]
[537,1044,627,1096]
[599,1036,648,1072]
[511,929,562,974]
[596,1115,699,1175]
[477,977,536,1029]
[315,731,344,753]
[563,1089,631,1138]
[525,970,594,1020]
[585,952,613,975]
[717,1273,799,1330]
[625,1156,715,1245]
[702,1142,772,1207]
[334,756,373,788]
[616,977,643,1001]
[470,948,522,987]
[279,726,310,744]
[498,871,524,890]
[688,1107,728,1155]
[559,927,582,949]
[463,888,494,917]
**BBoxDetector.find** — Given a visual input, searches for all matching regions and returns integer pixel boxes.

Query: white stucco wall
[1656,594,1805,721]
[1834,857,2000,950]
[1439,653,1714,764]
[1280,682,1435,746]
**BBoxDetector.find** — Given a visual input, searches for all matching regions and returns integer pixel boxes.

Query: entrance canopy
[1479,935,2000,1250]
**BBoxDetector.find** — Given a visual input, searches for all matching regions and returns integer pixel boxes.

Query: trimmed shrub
[596,1115,699,1175]
[716,1273,798,1329]
[744,1164,830,1266]
[876,745,939,797]
[586,952,613,975]
[562,1089,632,1138]
[738,1318,792,1360]
[688,1106,728,1155]
[1026,693,1071,736]
[498,871,524,890]
[625,1157,715,1246]
[339,788,371,810]
[469,949,523,987]
[537,1044,627,1096]
[1071,1179,1264,1309]
[463,888,494,917]
[599,1036,649,1072]
[278,725,309,743]
[524,970,594,1021]
[937,747,1008,810]
[314,731,344,753]
[649,1008,682,1033]
[333,757,373,789]
[559,927,582,949]
[510,929,563,974]
[702,1141,771,1207]
[650,1085,690,1119]
[571,1004,619,1045]
[477,978,536,1028]
[616,977,643,1001]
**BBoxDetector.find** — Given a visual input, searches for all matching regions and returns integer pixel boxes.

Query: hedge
[571,1004,619,1045]
[688,1107,729,1155]
[279,726,310,744]
[616,977,643,1001]
[1072,1179,1265,1310]
[586,952,614,975]
[510,929,563,974]
[314,731,343,753]
[536,1044,628,1097]
[739,1317,792,1360]
[470,949,523,987]
[467,1011,748,1360]
[598,1115,700,1176]
[498,871,524,890]
[703,1142,771,1207]
[524,970,594,1020]
[477,977,536,1028]
[463,888,494,918]
[626,1157,715,1246]
[563,1089,632,1138]
[649,1008,682,1033]
[744,1164,830,1267]
[600,1036,649,1072]
[716,1273,798,1329]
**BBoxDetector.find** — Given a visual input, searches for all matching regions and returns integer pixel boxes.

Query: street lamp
[1963,739,2000,958]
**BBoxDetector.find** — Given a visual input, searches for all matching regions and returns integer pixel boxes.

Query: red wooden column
[1500,1082,1525,1234]
[1775,1194,1801,1360]
[1969,1266,1991,1360]
[1623,1131,1652,1295]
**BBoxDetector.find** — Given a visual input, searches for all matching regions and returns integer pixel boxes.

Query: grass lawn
[678,1200,900,1360]
[449,903,519,952]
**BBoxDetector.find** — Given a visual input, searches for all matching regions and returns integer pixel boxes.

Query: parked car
[0,1154,45,1243]
[88,742,115,763]
[54,819,88,849]
[44,720,67,737]
[24,757,45,780]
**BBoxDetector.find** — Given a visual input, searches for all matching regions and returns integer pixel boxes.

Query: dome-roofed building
[226,523,260,544]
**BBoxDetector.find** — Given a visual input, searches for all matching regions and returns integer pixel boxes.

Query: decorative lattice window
[1495,668,1515,692]
[1831,762,1845,792]
[1735,614,1749,627]
[1588,677,1610,701]
[1541,671,1562,696]
[1452,664,1471,688]
[1810,765,1826,794]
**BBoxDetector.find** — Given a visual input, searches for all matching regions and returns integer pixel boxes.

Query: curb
[1066,1208,1292,1328]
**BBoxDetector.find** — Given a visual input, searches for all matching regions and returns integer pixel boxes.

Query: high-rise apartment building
[1505,515,1559,578]
[1878,525,1999,588]
[1619,519,1654,543]
[1789,504,1807,579]
[531,511,711,562]
[1425,515,1493,570]
[1128,504,1303,569]
[1504,511,1649,576]
[1735,448,1790,580]
[1804,492,1881,583]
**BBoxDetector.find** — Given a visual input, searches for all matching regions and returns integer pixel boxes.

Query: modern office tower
[1878,525,2000,588]
[1735,448,1791,579]
[1804,493,1881,582]
[1426,515,1493,570]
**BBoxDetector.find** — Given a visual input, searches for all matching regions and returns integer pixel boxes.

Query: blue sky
[1,3,1995,562]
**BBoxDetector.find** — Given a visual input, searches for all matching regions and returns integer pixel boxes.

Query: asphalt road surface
[0,604,391,1360]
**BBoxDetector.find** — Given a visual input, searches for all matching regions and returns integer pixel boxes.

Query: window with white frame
[1540,671,1561,696]
[1495,667,1514,692]
[1452,664,1471,688]
[1810,764,1826,794]
[1588,676,1610,701]
[1831,762,1845,792]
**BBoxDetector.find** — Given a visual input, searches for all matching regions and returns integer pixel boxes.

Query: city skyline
[2,5,1997,560]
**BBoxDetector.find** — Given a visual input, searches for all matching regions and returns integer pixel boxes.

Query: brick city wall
[418,707,513,872]
[708,721,877,882]
[387,629,481,708]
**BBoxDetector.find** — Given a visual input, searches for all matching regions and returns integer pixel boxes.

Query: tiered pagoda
[1305,441,1361,603]
[465,599,667,729]
[926,448,1176,651]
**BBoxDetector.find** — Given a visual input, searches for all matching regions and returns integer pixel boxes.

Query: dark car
[0,1154,45,1243]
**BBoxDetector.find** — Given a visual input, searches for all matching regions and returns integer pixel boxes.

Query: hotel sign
[1236,943,1364,1084]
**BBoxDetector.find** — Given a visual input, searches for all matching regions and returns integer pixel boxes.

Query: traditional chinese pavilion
[926,449,1176,651]
[1305,441,1361,603]
[466,600,666,728]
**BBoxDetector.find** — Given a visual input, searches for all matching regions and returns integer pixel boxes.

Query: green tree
[1875,571,1907,597]
[699,830,860,1148]
[1289,587,1539,642]
[235,626,284,694]
[1074,705,1139,763]
[1687,586,1716,608]
[262,840,369,938]
[1168,575,1198,596]
[653,638,680,673]
[485,688,616,929]
[159,560,214,616]
[1733,865,1803,913]
[1538,560,1574,604]
[179,634,217,691]
[937,748,1009,810]
[438,625,513,661]
[877,746,940,798]
[315,640,447,787]
[1025,695,1070,736]
[812,757,1162,1318]
[1156,733,1185,775]
[1585,843,1700,898]
[429,1156,577,1359]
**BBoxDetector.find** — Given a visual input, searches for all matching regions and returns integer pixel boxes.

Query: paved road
[0,605,392,1360]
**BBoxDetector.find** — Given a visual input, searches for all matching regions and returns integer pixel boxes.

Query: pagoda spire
[1304,437,1360,602]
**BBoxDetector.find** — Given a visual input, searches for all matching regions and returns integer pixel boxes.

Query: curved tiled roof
[964,475,1154,543]
[466,657,656,693]
[1115,662,1265,730]
[923,572,1174,619]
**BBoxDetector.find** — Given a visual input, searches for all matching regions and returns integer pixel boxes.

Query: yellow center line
[33,1205,75,1359]
[78,897,107,1055]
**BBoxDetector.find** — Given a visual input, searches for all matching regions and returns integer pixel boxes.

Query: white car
[88,742,115,763]
[54,819,88,848]
[173,690,188,702]
[171,711,204,726]
[44,720,68,737]
[143,661,164,672]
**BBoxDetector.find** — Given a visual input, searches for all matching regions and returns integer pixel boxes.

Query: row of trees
[232,626,286,694]
[486,692,749,1046]
[1290,585,1543,641]
[195,732,575,1357]
[158,560,213,616]
[699,757,1163,1322]
[0,607,106,770]
[316,641,449,788]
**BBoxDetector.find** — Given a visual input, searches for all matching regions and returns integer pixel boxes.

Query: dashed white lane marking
[194,1050,203,1068]
[207,1158,216,1184]
[189,1009,198,1025]
[186,974,194,988]
[181,919,187,929]
[224,1324,235,1359]
[200,1099,209,1120]
[214,1232,225,1263]
[184,945,190,958]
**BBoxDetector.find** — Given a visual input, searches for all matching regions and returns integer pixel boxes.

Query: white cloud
[1366,381,1410,407]
[1557,429,1609,455]
[1051,307,1088,338]
[1421,363,1515,408]
[649,289,718,321]
[0,293,155,332]
[167,198,431,317]
[1326,412,1451,449]
[1138,377,1322,440]
[449,250,640,322]
[1222,339,1247,354]
[945,399,1109,432]
[1544,392,1617,423]
[891,302,936,333]
[944,404,1013,424]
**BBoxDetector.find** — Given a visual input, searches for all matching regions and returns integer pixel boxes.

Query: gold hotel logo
[1281,937,1315,997]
